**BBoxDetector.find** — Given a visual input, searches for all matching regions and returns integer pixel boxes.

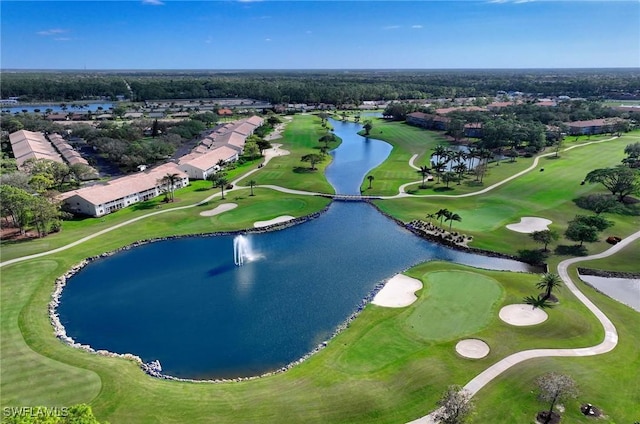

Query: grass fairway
[374,134,640,256]
[1,117,639,423]
[236,114,337,194]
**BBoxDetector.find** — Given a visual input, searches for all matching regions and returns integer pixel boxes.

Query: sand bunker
[456,339,490,359]
[254,215,295,228]
[372,274,423,308]
[499,304,548,326]
[506,217,552,233]
[199,203,237,217]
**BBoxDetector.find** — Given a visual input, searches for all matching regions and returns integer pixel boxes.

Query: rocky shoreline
[49,200,540,383]
[48,203,390,384]
[577,267,640,280]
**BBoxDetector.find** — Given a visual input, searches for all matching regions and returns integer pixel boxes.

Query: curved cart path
[407,229,639,424]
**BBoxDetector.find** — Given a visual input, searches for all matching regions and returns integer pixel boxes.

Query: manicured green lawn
[374,134,640,258]
[1,117,639,424]
[235,114,338,194]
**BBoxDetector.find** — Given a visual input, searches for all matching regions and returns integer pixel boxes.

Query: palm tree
[249,179,256,196]
[445,212,462,231]
[216,176,229,199]
[367,175,375,189]
[417,165,431,188]
[425,213,436,224]
[435,208,450,227]
[453,162,468,184]
[160,172,180,202]
[536,273,562,301]
[432,160,448,184]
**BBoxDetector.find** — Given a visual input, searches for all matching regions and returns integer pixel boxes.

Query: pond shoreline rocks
[49,201,535,383]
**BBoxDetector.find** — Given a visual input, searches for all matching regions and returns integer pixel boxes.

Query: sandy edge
[456,339,491,359]
[199,203,238,217]
[499,303,548,326]
[254,215,295,228]
[506,216,552,233]
[372,274,423,308]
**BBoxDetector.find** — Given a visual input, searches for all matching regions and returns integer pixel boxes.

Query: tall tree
[159,173,180,202]
[445,211,462,231]
[535,372,578,424]
[584,166,640,202]
[367,175,375,189]
[417,165,431,188]
[249,179,256,196]
[536,273,562,301]
[363,119,373,136]
[301,153,324,170]
[433,385,475,424]
[435,208,450,227]
[529,229,559,252]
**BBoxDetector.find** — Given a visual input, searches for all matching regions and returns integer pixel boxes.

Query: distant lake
[2,103,114,114]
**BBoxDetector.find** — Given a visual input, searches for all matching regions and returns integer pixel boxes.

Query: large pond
[58,117,534,379]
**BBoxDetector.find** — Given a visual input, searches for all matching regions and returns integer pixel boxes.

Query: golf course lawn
[1,115,639,423]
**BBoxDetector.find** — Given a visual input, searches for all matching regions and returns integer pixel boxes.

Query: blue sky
[1,1,638,69]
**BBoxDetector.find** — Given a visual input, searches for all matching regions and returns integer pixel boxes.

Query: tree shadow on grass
[130,202,160,211]
[555,244,589,256]
[464,180,484,187]
[523,295,556,309]
[433,186,454,193]
[293,166,316,174]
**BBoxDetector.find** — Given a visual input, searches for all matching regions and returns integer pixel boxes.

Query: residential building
[178,146,239,180]
[60,163,189,217]
[565,118,624,135]
[9,130,63,167]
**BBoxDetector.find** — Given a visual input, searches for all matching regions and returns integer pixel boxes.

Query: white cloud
[383,25,401,30]
[36,28,67,36]
[265,38,272,42]
[411,25,423,29]
[54,37,72,42]
[142,0,164,5]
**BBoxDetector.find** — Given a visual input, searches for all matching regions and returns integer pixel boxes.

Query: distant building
[565,118,624,135]
[406,112,451,131]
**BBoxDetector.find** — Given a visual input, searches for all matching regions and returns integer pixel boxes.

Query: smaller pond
[579,273,640,312]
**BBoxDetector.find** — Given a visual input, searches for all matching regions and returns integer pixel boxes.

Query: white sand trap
[254,215,295,228]
[372,274,423,308]
[506,217,552,233]
[499,304,548,326]
[456,339,490,359]
[199,203,237,217]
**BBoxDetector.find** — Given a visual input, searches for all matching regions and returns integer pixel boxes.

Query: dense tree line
[1,72,128,101]
[2,69,639,103]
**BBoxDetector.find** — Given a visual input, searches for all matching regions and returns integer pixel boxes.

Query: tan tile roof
[178,146,239,171]
[245,115,264,127]
[64,163,187,205]
[9,130,63,166]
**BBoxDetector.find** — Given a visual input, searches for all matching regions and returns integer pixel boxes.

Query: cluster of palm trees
[424,144,493,187]
[427,208,462,231]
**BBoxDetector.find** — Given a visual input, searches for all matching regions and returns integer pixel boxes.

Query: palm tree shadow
[523,295,556,309]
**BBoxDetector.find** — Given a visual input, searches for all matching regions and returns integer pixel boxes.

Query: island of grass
[1,114,639,423]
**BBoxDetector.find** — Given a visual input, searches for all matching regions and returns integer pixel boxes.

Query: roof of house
[244,115,264,127]
[566,118,623,128]
[61,162,187,205]
[9,130,64,166]
[178,146,239,171]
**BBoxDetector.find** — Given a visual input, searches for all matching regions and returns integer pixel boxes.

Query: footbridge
[321,194,382,202]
